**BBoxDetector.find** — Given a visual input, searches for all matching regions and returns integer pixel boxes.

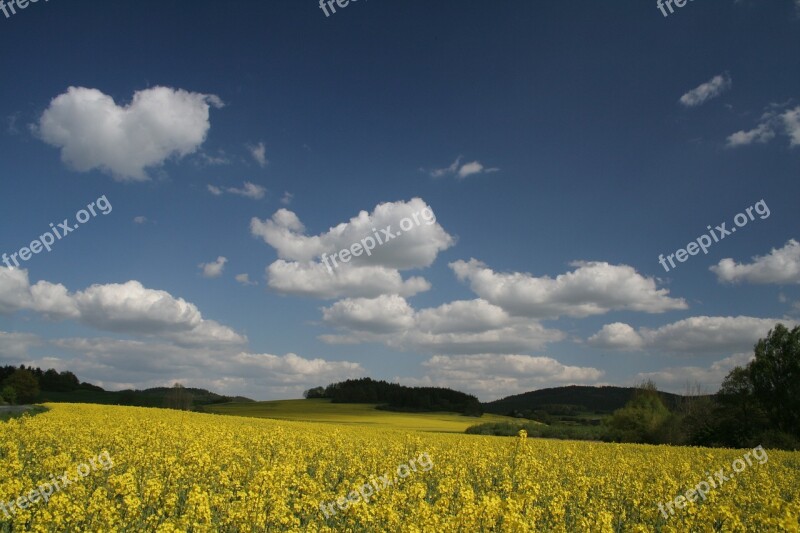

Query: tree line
[305,377,483,416]
[1,365,101,404]
[0,365,237,411]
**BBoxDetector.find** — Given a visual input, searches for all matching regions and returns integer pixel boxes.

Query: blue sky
[1,0,799,400]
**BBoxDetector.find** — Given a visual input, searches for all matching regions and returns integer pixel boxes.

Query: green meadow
[204,398,520,433]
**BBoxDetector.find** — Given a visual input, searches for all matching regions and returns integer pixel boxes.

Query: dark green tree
[1,385,16,405]
[303,386,326,399]
[748,324,800,435]
[2,369,40,404]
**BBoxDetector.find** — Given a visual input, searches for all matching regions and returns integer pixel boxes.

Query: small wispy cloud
[235,273,258,286]
[679,73,731,107]
[281,191,294,205]
[133,216,148,224]
[199,256,228,278]
[7,113,19,135]
[247,141,268,167]
[196,150,230,166]
[207,181,266,199]
[426,156,499,179]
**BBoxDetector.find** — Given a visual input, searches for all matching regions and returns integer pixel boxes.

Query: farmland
[1,403,798,532]
[204,398,518,433]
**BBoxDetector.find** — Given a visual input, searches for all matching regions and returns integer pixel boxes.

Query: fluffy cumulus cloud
[427,156,499,179]
[267,261,430,300]
[0,268,245,347]
[36,86,223,181]
[711,240,800,284]
[679,74,731,107]
[635,353,754,394]
[320,296,565,355]
[199,256,228,278]
[588,315,793,355]
[322,294,416,334]
[450,259,687,319]
[399,354,604,401]
[727,105,800,148]
[0,268,79,318]
[587,322,645,351]
[252,198,453,299]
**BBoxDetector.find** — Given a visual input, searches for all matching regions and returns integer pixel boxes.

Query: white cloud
[44,337,364,400]
[281,191,294,205]
[0,268,245,347]
[199,256,228,279]
[235,273,257,286]
[320,296,565,355]
[322,294,416,334]
[399,354,604,401]
[267,260,430,299]
[635,353,754,394]
[727,105,800,148]
[0,331,42,360]
[783,106,800,146]
[0,267,36,314]
[208,181,266,200]
[228,182,266,199]
[727,123,776,147]
[428,156,499,179]
[247,141,268,167]
[253,198,453,299]
[0,268,78,318]
[587,322,644,351]
[133,216,148,224]
[252,198,453,267]
[36,86,222,181]
[450,259,687,319]
[679,74,731,107]
[196,150,230,166]
[590,316,793,355]
[711,240,800,284]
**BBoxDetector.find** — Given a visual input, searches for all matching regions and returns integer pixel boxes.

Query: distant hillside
[1,364,252,409]
[38,386,254,409]
[483,385,688,416]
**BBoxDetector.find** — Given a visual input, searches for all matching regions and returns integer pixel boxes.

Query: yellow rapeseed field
[1,403,798,532]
